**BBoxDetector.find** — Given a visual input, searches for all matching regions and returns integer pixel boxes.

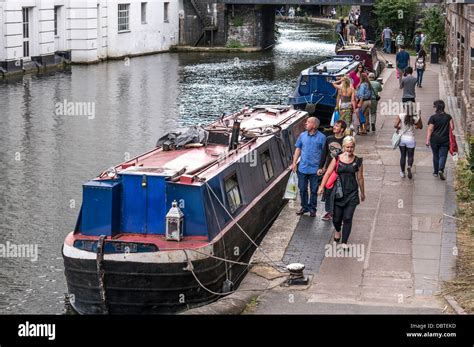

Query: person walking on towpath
[426,100,455,181]
[318,120,347,221]
[396,45,410,87]
[396,32,405,50]
[400,66,417,104]
[413,31,422,54]
[355,73,372,135]
[368,72,382,132]
[381,26,393,54]
[318,136,365,249]
[415,48,427,88]
[291,117,326,217]
[332,76,357,135]
[394,102,423,179]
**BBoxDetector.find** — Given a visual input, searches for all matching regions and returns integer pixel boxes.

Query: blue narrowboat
[62,105,308,314]
[288,56,359,126]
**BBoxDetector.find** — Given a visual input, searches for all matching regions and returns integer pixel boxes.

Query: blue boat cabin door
[121,174,167,234]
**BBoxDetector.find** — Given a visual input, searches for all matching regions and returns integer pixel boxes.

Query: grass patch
[232,16,244,27]
[440,156,474,313]
[225,40,245,49]
[242,297,259,314]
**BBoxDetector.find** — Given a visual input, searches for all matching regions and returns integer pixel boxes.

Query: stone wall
[227,5,275,48]
[227,7,257,47]
[180,2,275,48]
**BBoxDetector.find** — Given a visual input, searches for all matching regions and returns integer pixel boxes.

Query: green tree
[420,6,446,53]
[373,0,418,43]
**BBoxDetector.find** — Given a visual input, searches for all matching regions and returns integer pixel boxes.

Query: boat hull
[63,170,290,314]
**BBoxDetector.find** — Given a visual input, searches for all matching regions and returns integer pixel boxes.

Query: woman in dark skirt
[318,136,365,248]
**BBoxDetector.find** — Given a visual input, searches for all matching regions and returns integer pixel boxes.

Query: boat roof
[337,42,375,52]
[301,57,359,77]
[98,106,307,185]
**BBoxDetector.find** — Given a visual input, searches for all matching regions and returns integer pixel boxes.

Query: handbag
[352,111,360,127]
[325,157,340,189]
[391,120,408,149]
[449,127,458,156]
[391,130,403,149]
[359,109,366,124]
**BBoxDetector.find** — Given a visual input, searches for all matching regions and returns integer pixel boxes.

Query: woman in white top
[394,102,423,179]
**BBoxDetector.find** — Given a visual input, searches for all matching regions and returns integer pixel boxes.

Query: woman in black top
[426,100,455,180]
[318,136,365,248]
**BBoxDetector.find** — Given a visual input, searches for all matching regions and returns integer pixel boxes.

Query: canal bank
[185,57,465,315]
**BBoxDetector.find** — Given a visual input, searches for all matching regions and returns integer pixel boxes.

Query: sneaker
[433,173,438,178]
[321,212,332,221]
[400,171,405,178]
[439,171,446,180]
[407,167,412,179]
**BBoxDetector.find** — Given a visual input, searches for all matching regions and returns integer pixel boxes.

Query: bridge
[181,0,375,48]
[222,0,374,5]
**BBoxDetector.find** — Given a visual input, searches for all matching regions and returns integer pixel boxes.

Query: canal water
[0,21,337,313]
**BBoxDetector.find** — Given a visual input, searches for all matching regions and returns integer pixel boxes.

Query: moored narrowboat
[336,42,382,77]
[288,56,359,126]
[62,105,308,314]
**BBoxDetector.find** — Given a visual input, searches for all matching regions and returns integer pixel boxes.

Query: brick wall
[445,3,474,137]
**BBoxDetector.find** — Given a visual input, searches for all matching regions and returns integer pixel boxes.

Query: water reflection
[0,21,336,313]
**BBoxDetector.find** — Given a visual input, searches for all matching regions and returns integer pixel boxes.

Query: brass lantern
[165,200,184,241]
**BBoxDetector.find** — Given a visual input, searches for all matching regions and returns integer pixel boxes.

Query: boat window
[299,75,309,95]
[224,174,242,213]
[300,75,308,86]
[261,150,274,182]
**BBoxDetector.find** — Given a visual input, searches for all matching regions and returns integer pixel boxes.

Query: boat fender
[222,279,234,293]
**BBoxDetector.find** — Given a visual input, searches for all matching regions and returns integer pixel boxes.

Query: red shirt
[348,71,360,89]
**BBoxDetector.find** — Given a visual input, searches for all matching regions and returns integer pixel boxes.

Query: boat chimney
[229,119,241,150]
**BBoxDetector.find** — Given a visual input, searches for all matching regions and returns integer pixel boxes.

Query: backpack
[415,57,425,70]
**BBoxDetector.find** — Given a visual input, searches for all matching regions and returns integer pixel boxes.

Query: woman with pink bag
[318,136,365,248]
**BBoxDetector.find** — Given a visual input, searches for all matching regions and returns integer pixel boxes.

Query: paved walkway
[247,58,457,314]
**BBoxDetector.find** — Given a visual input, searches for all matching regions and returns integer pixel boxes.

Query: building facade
[445,2,474,136]
[0,0,182,71]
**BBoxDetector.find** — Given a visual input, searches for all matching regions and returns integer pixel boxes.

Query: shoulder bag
[325,157,340,189]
